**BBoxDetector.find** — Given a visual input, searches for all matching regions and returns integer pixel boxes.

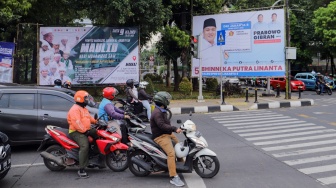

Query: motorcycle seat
[134,133,161,148]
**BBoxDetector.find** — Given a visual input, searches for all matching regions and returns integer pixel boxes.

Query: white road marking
[183,171,206,188]
[263,137,336,151]
[234,123,315,133]
[318,176,336,185]
[12,163,44,168]
[273,146,336,158]
[239,126,323,137]
[299,164,336,174]
[219,116,290,123]
[213,113,280,121]
[254,133,336,146]
[220,118,298,127]
[284,155,336,165]
[228,121,306,130]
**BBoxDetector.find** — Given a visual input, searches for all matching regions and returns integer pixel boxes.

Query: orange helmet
[74,90,89,105]
[103,87,119,100]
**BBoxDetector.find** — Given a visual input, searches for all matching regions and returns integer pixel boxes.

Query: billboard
[0,42,15,83]
[39,27,139,86]
[192,9,285,77]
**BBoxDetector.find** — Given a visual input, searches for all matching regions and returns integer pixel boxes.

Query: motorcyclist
[63,80,71,89]
[125,79,143,114]
[316,73,325,95]
[138,81,153,120]
[54,79,62,88]
[150,91,184,187]
[98,87,130,145]
[67,90,98,178]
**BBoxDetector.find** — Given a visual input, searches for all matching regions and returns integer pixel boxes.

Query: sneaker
[170,175,185,187]
[78,169,89,179]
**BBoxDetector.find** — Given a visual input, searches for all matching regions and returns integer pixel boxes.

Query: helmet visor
[86,95,96,107]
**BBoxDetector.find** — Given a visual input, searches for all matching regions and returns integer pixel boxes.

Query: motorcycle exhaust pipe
[131,156,152,171]
[40,151,65,166]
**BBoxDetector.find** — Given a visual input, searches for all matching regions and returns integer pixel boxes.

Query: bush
[205,78,218,91]
[178,77,192,96]
[144,73,163,83]
[144,77,155,94]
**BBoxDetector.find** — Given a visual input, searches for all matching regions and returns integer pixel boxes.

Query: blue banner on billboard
[0,42,15,83]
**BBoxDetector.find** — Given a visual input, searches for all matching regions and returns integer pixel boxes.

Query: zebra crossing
[314,98,336,107]
[212,110,336,186]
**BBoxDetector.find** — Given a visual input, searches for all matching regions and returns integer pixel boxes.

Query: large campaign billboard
[39,27,139,86]
[192,9,285,77]
[0,42,15,83]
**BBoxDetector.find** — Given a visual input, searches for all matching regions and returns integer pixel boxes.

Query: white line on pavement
[299,164,336,174]
[247,129,336,141]
[318,176,336,185]
[234,123,315,133]
[213,113,279,120]
[273,146,336,158]
[263,138,336,151]
[12,163,44,168]
[219,116,290,123]
[239,126,323,137]
[220,118,298,127]
[183,172,206,188]
[254,133,336,146]
[284,155,336,165]
[228,121,306,130]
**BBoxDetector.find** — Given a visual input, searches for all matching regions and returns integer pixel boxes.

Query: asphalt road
[2,90,336,188]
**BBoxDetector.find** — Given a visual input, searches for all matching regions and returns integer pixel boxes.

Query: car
[269,76,306,91]
[294,72,316,90]
[0,86,98,146]
[0,131,11,180]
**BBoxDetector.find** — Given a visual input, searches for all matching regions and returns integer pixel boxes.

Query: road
[2,90,336,188]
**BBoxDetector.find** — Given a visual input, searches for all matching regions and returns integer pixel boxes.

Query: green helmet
[153,91,172,107]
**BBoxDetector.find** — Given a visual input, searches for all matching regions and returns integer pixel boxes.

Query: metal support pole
[245,87,249,102]
[222,89,226,105]
[276,84,281,98]
[254,88,258,103]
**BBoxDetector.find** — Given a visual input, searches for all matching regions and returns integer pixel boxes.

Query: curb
[249,99,314,110]
[170,99,314,114]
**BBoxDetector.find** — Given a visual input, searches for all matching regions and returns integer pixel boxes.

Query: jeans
[154,134,179,177]
[142,100,151,120]
[319,83,325,93]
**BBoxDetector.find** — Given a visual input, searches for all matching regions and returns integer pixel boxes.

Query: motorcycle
[127,116,220,178]
[37,118,129,172]
[315,82,332,95]
[115,98,172,122]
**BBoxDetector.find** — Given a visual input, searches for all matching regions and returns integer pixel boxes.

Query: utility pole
[285,0,291,99]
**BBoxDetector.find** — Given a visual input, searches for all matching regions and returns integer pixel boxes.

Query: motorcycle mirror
[177,119,182,124]
[94,113,98,120]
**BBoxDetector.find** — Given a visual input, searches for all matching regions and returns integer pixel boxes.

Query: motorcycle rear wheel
[166,109,172,120]
[106,149,128,172]
[44,145,66,171]
[193,155,220,178]
[327,88,332,95]
[128,150,151,177]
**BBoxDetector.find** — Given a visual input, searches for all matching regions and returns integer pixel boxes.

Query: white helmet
[174,142,189,158]
[139,81,149,89]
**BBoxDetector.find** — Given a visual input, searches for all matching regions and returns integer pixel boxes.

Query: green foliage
[205,78,218,91]
[144,73,163,83]
[178,77,192,96]
[144,77,155,94]
[313,1,336,48]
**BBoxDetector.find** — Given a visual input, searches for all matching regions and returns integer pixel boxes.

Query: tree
[313,1,336,75]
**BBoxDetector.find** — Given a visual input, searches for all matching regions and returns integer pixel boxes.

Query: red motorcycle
[37,119,129,172]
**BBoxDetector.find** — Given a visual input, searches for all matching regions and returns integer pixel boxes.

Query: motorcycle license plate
[195,131,202,138]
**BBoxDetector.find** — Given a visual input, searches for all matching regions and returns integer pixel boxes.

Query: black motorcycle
[115,98,172,122]
[315,82,332,95]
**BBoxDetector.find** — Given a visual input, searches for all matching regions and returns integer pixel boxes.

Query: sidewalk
[169,95,314,114]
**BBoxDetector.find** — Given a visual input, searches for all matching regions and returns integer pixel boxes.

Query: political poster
[39,27,139,86]
[0,42,15,83]
[192,9,285,77]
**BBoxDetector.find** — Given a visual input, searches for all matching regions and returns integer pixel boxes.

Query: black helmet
[134,81,139,88]
[54,79,62,86]
[63,81,71,89]
[126,79,134,87]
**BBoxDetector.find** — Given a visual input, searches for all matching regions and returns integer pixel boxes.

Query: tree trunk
[25,55,28,82]
[173,58,179,91]
[166,60,171,87]
[31,46,37,83]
